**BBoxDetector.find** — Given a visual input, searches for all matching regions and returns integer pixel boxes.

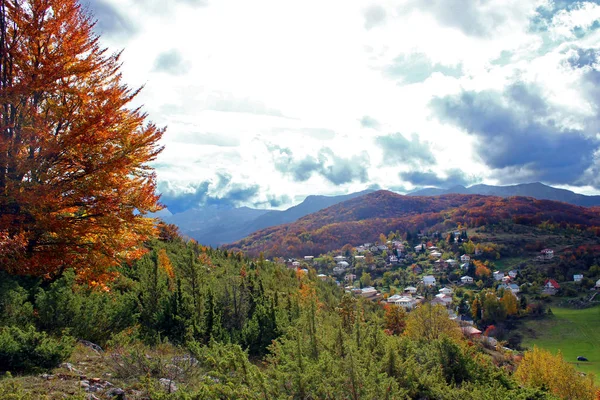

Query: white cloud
[88,0,600,211]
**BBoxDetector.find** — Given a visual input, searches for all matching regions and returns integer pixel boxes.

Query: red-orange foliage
[226,191,600,258]
[474,260,491,278]
[0,0,164,281]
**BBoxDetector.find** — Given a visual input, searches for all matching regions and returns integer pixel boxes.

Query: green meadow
[521,305,600,377]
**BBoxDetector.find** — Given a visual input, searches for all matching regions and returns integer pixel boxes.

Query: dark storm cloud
[399,169,475,187]
[270,145,370,185]
[363,5,387,30]
[85,0,137,38]
[374,133,436,166]
[154,49,191,75]
[431,82,600,186]
[159,173,260,213]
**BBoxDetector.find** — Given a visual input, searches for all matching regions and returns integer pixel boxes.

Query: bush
[35,270,138,346]
[0,326,75,372]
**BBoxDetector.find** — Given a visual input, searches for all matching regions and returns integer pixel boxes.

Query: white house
[344,273,357,282]
[430,251,442,258]
[541,249,554,260]
[428,246,439,251]
[500,283,520,295]
[574,274,584,283]
[508,270,518,279]
[502,276,512,283]
[461,276,474,284]
[414,244,425,252]
[387,294,402,303]
[433,293,453,307]
[439,287,453,295]
[423,275,436,287]
[304,256,314,261]
[292,261,301,267]
[361,286,378,298]
[446,259,457,266]
[460,263,469,270]
[334,255,346,261]
[404,286,418,294]
[354,255,365,260]
[317,274,327,281]
[460,254,471,263]
[392,296,417,310]
[493,271,504,281]
[333,266,345,274]
[595,279,600,289]
[508,283,520,294]
[337,261,349,268]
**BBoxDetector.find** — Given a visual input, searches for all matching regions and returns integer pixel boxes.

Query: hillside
[409,182,600,207]
[162,189,373,246]
[226,190,600,257]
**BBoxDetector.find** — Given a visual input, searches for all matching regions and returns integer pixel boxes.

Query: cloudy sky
[87,0,600,213]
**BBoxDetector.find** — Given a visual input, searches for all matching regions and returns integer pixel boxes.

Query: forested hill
[225,190,600,257]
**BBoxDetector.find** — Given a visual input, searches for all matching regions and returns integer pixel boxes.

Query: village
[283,228,600,349]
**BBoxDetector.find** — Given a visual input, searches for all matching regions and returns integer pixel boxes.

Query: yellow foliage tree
[515,346,596,400]
[500,291,518,316]
[404,303,461,342]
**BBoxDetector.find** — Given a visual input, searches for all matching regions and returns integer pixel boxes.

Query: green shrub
[0,273,34,328]
[35,270,138,346]
[0,326,75,372]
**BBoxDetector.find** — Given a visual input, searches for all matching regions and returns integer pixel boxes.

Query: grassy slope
[521,305,600,377]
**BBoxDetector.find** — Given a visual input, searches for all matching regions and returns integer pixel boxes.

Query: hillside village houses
[404,286,418,294]
[541,249,554,260]
[544,279,560,295]
[423,275,436,287]
[281,230,596,351]
[387,294,418,310]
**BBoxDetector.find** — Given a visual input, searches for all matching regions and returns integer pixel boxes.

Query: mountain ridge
[161,189,375,246]
[408,182,600,206]
[225,190,600,257]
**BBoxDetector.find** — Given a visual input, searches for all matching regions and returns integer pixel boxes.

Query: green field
[521,305,600,377]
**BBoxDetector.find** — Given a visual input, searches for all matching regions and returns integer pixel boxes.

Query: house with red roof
[543,279,560,295]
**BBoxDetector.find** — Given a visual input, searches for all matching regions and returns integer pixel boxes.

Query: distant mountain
[163,206,273,246]
[241,189,375,235]
[162,189,375,246]
[408,182,600,206]
[225,190,600,257]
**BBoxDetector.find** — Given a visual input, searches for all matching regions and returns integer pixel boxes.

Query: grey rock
[106,388,127,399]
[159,378,178,393]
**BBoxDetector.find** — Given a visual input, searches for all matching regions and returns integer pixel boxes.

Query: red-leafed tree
[0,0,164,282]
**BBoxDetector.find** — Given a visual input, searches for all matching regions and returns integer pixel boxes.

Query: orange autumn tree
[0,0,164,281]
